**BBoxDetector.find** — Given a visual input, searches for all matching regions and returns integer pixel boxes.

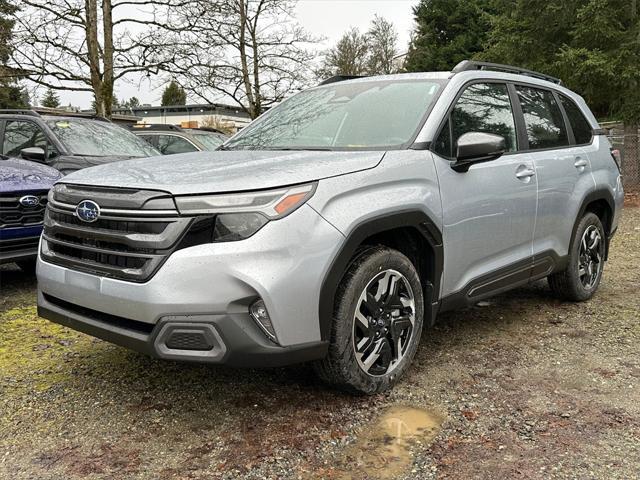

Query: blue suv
[1,158,61,271]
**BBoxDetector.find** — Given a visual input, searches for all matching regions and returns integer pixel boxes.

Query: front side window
[224,79,444,150]
[156,135,199,155]
[517,86,568,150]
[3,121,53,157]
[559,95,593,145]
[435,82,517,158]
[46,119,159,157]
[190,131,226,150]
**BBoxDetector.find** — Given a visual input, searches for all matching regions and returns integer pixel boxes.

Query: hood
[60,150,385,195]
[0,158,62,193]
[80,154,149,166]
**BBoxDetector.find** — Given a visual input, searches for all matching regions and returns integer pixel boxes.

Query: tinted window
[434,118,452,157]
[560,95,593,145]
[46,119,158,157]
[138,135,157,148]
[437,83,517,158]
[224,79,443,150]
[517,87,568,149]
[156,135,198,155]
[3,121,54,157]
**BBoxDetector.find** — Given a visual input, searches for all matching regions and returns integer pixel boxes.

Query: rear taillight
[610,148,622,173]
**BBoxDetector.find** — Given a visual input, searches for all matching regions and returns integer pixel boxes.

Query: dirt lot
[1,207,638,480]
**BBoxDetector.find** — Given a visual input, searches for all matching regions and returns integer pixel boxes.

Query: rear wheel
[548,212,606,301]
[314,246,424,394]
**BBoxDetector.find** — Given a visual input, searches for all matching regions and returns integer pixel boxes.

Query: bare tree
[318,28,369,78]
[366,15,399,75]
[167,0,318,119]
[9,0,187,117]
[319,17,399,80]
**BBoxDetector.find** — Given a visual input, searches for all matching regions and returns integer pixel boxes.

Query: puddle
[337,405,443,480]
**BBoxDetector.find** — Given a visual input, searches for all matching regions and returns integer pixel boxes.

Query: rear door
[515,86,595,264]
[432,82,538,302]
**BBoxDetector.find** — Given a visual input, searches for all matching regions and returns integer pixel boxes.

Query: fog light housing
[250,299,277,343]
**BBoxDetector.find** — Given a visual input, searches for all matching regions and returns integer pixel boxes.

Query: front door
[431,82,538,301]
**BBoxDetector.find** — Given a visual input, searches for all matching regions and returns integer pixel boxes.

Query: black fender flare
[318,210,443,341]
[571,189,615,258]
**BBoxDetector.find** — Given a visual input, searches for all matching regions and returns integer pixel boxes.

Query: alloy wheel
[578,225,604,290]
[352,269,416,376]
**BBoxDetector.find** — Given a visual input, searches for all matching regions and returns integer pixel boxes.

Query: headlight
[175,183,316,243]
[174,183,316,219]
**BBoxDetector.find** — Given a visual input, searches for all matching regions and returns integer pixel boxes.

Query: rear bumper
[38,291,328,367]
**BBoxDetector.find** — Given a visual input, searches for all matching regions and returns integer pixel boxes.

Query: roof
[112,103,251,118]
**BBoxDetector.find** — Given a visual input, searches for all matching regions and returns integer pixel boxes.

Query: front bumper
[38,291,327,367]
[36,204,343,365]
[0,235,40,264]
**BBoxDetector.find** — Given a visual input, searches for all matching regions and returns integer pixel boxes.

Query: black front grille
[0,191,48,228]
[41,185,195,282]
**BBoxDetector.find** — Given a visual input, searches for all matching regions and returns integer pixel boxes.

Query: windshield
[46,119,159,157]
[190,131,226,150]
[224,79,444,150]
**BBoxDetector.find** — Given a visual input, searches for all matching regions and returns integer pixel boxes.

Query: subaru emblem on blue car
[76,200,101,223]
[19,195,40,208]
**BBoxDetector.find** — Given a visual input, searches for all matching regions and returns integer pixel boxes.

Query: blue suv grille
[0,191,48,228]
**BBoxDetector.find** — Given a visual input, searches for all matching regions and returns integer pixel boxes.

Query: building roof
[112,103,251,118]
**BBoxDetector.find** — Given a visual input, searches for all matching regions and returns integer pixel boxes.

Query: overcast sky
[54,0,417,109]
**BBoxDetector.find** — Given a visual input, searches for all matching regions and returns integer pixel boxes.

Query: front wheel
[548,212,606,301]
[314,246,424,394]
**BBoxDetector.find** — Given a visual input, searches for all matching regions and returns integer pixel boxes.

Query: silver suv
[36,61,624,394]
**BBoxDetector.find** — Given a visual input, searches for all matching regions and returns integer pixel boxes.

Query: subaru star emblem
[76,200,100,223]
[19,195,40,208]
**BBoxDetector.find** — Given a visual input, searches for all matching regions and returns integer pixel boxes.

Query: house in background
[111,103,252,132]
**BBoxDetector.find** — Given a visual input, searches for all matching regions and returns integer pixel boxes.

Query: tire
[548,212,606,301]
[314,246,424,394]
[16,259,37,274]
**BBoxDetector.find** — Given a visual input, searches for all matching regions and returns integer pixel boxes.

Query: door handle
[574,158,588,169]
[515,168,536,179]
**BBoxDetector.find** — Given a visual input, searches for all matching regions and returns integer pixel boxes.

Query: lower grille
[43,293,155,335]
[0,236,40,253]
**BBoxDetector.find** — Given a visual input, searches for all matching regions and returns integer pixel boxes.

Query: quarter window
[559,95,593,145]
[435,82,517,158]
[517,86,568,150]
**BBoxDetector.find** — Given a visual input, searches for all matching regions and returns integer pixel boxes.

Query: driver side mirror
[451,132,506,173]
[21,147,46,162]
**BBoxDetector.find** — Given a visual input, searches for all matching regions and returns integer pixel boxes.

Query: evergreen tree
[161,81,187,106]
[0,0,27,108]
[41,88,60,108]
[404,0,495,72]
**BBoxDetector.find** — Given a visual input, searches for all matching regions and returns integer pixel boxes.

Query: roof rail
[318,75,368,86]
[451,60,562,85]
[192,127,227,134]
[0,109,41,117]
[127,123,183,131]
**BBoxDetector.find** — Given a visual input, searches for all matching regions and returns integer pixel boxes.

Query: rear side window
[559,95,593,145]
[517,86,568,150]
[434,82,517,158]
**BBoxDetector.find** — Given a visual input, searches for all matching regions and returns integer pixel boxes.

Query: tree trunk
[102,0,114,118]
[624,123,640,192]
[237,0,257,119]
[85,0,105,116]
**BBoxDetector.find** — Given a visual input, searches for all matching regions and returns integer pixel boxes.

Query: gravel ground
[1,207,638,480]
